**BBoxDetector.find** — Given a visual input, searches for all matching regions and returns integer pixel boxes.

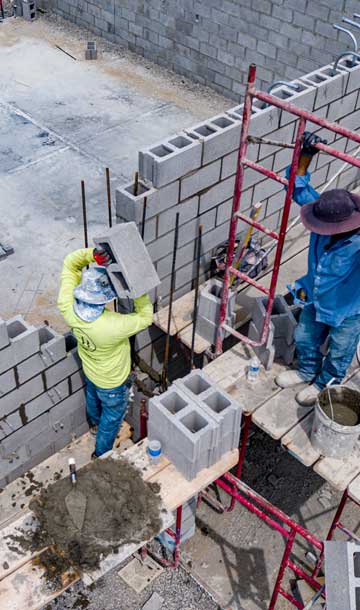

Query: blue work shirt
[288,168,360,327]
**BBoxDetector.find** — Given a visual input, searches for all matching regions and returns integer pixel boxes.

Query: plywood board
[178,324,211,354]
[348,473,360,503]
[252,386,313,440]
[153,289,195,335]
[0,513,41,580]
[220,361,284,414]
[204,342,254,385]
[281,412,320,467]
[314,449,360,491]
[149,449,239,512]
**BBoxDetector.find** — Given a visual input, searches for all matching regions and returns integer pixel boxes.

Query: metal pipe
[267,81,301,94]
[105,167,112,228]
[332,50,360,73]
[343,16,360,31]
[161,213,180,390]
[333,24,358,52]
[141,197,147,240]
[215,63,256,356]
[190,224,202,369]
[81,180,88,249]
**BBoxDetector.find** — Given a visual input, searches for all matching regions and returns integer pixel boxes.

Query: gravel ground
[46,563,221,610]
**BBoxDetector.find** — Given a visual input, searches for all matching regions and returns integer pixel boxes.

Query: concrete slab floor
[0,13,228,332]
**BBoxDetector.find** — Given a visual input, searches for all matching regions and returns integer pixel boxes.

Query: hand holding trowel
[65,458,87,531]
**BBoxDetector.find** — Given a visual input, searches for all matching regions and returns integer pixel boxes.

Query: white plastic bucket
[311,385,360,458]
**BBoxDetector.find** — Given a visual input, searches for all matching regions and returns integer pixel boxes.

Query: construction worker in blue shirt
[276,131,360,406]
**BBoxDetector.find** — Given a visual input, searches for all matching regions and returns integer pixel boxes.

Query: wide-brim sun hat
[73,299,105,322]
[300,189,360,236]
[73,267,116,305]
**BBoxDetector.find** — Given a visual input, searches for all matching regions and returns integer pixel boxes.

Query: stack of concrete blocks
[196,278,236,345]
[148,369,242,480]
[324,540,360,610]
[94,222,160,300]
[157,495,197,550]
[249,295,298,369]
[85,41,97,60]
[22,0,36,20]
[0,316,88,489]
[114,60,360,372]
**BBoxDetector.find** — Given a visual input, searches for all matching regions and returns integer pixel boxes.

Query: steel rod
[162,212,180,390]
[81,180,88,249]
[134,171,139,196]
[141,197,147,240]
[105,167,112,228]
[190,224,202,369]
[215,63,256,356]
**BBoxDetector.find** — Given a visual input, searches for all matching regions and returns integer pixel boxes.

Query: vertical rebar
[161,213,180,391]
[134,171,139,196]
[105,167,112,229]
[81,180,88,248]
[190,224,202,369]
[141,197,147,240]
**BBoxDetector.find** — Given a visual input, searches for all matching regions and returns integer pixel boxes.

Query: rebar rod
[190,224,202,369]
[162,213,180,390]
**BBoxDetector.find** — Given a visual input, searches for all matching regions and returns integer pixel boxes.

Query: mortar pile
[28,457,162,571]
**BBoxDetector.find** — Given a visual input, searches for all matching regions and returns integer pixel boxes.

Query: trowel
[64,458,87,531]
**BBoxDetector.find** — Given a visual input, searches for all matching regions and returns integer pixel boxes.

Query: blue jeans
[85,377,129,456]
[294,304,360,389]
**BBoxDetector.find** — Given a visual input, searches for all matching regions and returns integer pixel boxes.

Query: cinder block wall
[0,317,88,488]
[118,60,360,370]
[40,0,358,99]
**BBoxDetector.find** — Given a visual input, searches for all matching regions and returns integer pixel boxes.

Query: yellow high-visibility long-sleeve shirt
[57,248,153,389]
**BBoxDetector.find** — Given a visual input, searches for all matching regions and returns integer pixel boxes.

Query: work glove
[93,247,112,266]
[301,131,327,157]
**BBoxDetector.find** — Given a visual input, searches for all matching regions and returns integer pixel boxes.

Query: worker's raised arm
[110,294,154,340]
[57,248,95,319]
[286,131,325,207]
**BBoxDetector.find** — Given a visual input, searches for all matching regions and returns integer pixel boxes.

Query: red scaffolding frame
[141,63,360,609]
[215,63,360,355]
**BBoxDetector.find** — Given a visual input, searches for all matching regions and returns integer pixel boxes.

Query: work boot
[295,384,320,407]
[275,370,308,388]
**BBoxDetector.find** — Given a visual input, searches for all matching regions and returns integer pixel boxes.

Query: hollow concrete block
[39,326,66,367]
[248,321,275,370]
[0,374,44,419]
[115,179,179,223]
[0,318,9,350]
[196,311,236,346]
[0,369,16,397]
[44,348,81,390]
[186,115,241,165]
[139,134,202,188]
[94,222,160,299]
[198,278,236,323]
[325,540,360,610]
[6,316,39,366]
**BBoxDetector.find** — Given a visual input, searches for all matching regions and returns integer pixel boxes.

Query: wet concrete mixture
[9,457,162,581]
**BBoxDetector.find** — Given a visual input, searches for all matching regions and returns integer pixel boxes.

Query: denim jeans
[85,376,129,456]
[294,304,360,390]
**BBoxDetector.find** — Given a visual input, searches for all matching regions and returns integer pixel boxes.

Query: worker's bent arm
[285,165,320,207]
[110,294,153,339]
[57,248,95,319]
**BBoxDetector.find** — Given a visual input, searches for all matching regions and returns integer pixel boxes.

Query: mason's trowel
[65,458,87,530]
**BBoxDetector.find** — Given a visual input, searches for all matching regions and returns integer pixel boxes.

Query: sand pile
[26,457,162,571]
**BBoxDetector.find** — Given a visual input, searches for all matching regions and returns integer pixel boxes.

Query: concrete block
[25,380,70,422]
[300,64,349,110]
[0,375,44,419]
[186,115,241,165]
[327,90,358,122]
[0,412,50,455]
[39,326,66,367]
[16,353,45,385]
[252,296,296,346]
[139,134,202,187]
[0,318,9,350]
[70,370,85,392]
[0,369,16,397]
[199,174,235,213]
[22,0,36,21]
[273,337,296,365]
[6,316,40,365]
[325,540,360,610]
[198,278,236,322]
[149,386,217,461]
[44,348,81,390]
[196,311,236,345]
[337,58,360,94]
[157,195,199,237]
[85,42,98,60]
[116,180,179,223]
[94,222,160,299]
[248,321,275,370]
[180,159,221,201]
[50,390,87,437]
